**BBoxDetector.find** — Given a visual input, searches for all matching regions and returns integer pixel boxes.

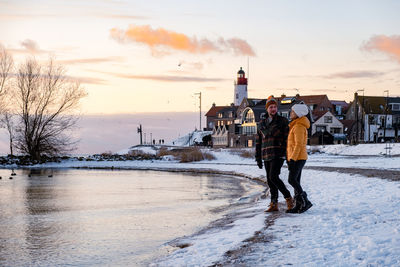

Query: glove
[256,159,263,169]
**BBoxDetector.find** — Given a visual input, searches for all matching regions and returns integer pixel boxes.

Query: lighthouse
[234,67,248,106]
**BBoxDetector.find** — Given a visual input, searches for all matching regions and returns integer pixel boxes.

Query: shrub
[157,147,215,162]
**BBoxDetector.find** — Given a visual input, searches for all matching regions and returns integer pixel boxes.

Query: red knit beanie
[265,95,277,109]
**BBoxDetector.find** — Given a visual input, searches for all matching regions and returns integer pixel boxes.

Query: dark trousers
[288,160,306,196]
[264,159,291,203]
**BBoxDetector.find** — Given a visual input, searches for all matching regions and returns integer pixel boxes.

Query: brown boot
[265,202,278,212]
[285,197,294,210]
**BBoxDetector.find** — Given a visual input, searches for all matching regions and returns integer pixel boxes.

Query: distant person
[286,104,313,213]
[256,96,294,212]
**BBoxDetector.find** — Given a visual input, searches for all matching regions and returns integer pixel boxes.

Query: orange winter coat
[287,116,310,161]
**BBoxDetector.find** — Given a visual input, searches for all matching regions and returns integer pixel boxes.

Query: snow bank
[315,143,400,156]
[232,169,400,266]
[5,146,400,266]
[169,130,212,146]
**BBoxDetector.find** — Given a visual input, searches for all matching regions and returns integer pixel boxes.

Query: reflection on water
[0,168,263,266]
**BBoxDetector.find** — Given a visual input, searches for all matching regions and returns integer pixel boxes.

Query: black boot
[286,194,303,213]
[298,191,313,213]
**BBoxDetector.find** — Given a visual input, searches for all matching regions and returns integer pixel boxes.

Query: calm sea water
[0,168,263,266]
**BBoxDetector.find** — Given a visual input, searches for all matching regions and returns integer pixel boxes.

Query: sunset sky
[2,0,400,114]
[1,0,400,152]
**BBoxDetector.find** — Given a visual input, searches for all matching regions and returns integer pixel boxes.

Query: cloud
[361,35,400,64]
[112,73,227,82]
[93,70,227,83]
[110,24,256,56]
[58,57,122,65]
[322,70,385,79]
[67,76,107,85]
[219,37,256,56]
[20,39,43,53]
[101,14,148,20]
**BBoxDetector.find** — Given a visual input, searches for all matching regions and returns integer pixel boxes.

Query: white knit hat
[291,104,309,117]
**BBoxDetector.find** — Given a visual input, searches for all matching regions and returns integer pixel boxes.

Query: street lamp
[383,90,389,141]
[355,89,364,144]
[322,128,325,146]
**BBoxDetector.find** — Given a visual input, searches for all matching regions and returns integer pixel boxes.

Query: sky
[1,0,400,152]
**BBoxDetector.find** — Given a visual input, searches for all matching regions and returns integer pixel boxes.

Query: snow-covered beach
[2,143,400,266]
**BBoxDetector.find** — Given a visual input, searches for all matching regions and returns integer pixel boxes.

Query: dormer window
[389,103,400,111]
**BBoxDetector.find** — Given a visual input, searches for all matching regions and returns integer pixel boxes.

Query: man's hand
[287,159,295,171]
[256,159,263,169]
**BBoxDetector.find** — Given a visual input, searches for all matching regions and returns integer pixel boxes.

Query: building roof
[205,105,228,117]
[312,110,329,121]
[331,100,349,107]
[296,95,329,105]
[358,96,387,114]
[341,119,356,133]
[246,98,264,106]
[251,106,267,121]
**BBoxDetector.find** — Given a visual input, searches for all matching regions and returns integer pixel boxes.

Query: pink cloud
[362,35,400,63]
[110,24,256,57]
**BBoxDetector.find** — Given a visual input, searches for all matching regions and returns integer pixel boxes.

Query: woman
[286,104,313,213]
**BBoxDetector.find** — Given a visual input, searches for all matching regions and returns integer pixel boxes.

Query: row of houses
[204,68,400,148]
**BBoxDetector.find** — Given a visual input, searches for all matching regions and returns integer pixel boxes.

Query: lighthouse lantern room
[234,67,248,105]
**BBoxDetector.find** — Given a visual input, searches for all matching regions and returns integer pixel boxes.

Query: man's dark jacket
[255,114,289,161]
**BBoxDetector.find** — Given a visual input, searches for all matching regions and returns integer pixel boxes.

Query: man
[256,96,293,212]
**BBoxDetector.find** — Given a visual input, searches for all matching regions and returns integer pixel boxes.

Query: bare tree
[12,57,87,161]
[0,112,15,156]
[0,47,14,112]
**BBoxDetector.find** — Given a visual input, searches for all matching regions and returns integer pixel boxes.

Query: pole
[194,92,201,131]
[200,92,202,130]
[355,93,358,144]
[383,90,389,141]
[355,89,364,144]
[362,90,365,142]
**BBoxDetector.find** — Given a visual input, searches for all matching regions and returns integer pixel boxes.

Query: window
[236,93,239,99]
[243,126,256,135]
[248,140,253,147]
[316,125,326,132]
[390,103,400,111]
[244,110,255,123]
[218,113,223,118]
[335,105,342,115]
[330,127,341,134]
[324,116,333,123]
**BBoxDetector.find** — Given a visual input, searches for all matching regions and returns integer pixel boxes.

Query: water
[0,169,264,266]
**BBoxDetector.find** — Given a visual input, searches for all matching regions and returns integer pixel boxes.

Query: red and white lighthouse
[234,67,248,105]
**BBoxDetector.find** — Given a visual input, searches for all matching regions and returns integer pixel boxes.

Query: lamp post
[383,90,389,141]
[194,92,202,131]
[322,128,325,146]
[355,89,364,144]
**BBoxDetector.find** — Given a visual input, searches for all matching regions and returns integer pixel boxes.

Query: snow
[315,143,400,156]
[5,143,400,266]
[169,130,212,146]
